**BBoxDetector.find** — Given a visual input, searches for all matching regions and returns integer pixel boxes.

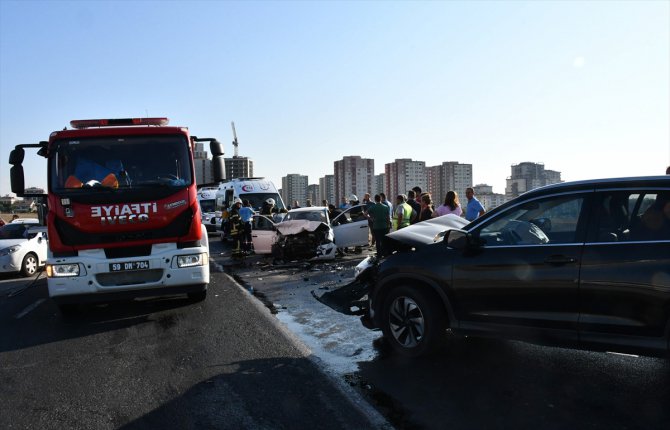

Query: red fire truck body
[9,118,225,311]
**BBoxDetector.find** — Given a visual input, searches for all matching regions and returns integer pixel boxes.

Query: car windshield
[49,135,192,191]
[239,193,285,211]
[284,209,328,223]
[0,224,29,240]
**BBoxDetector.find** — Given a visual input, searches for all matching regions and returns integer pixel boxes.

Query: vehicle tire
[380,285,447,357]
[20,253,39,277]
[188,289,207,302]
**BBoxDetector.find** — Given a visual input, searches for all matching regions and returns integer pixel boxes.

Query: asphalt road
[209,240,670,430]
[0,270,387,430]
[3,242,669,430]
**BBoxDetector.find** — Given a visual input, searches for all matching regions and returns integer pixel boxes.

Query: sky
[1,0,669,197]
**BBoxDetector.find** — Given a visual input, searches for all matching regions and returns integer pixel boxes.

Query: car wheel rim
[388,296,424,348]
[25,257,37,275]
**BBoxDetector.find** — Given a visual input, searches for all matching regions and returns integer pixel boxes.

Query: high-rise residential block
[505,162,562,200]
[193,141,213,185]
[319,175,336,206]
[334,156,374,203]
[385,159,427,201]
[225,156,254,180]
[282,173,309,207]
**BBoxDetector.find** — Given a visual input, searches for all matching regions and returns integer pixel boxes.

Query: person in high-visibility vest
[395,194,415,230]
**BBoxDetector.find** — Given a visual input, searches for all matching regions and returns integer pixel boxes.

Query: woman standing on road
[417,193,434,223]
[434,191,463,218]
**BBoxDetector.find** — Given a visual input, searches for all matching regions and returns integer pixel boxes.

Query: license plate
[109,260,150,272]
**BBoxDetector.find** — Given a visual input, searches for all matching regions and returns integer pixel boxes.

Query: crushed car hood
[272,220,336,261]
[386,214,468,247]
[314,215,469,316]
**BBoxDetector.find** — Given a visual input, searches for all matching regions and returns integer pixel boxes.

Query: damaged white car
[251,205,370,261]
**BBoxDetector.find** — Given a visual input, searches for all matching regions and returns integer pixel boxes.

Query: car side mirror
[445,229,471,250]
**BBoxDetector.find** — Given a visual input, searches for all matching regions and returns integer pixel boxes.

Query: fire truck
[8,117,225,313]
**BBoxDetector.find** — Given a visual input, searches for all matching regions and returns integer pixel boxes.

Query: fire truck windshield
[50,135,192,192]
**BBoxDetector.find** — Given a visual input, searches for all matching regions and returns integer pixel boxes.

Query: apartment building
[385,159,427,201]
[225,156,254,180]
[319,175,336,206]
[422,161,473,204]
[282,173,309,207]
[473,184,506,211]
[505,162,562,200]
[193,141,213,185]
[334,156,374,203]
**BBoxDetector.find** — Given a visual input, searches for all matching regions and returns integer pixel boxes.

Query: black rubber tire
[380,285,447,357]
[20,253,39,277]
[187,289,207,302]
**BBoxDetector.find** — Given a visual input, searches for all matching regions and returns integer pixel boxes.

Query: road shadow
[354,335,670,430]
[118,356,381,430]
[0,291,199,353]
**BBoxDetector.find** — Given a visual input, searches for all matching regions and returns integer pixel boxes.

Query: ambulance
[214,178,285,239]
[197,186,220,234]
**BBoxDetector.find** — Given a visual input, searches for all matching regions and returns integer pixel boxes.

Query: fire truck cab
[8,117,225,313]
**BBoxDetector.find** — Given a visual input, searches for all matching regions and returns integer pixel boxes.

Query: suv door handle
[545,255,577,265]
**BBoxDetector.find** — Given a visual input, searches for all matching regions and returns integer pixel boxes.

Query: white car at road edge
[0,219,48,277]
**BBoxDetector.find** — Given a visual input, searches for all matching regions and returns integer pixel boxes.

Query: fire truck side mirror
[9,147,25,165]
[209,140,224,157]
[10,165,25,195]
[211,156,225,182]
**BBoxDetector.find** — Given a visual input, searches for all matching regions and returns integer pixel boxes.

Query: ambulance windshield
[199,199,216,212]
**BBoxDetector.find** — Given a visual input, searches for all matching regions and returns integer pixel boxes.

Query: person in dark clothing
[229,198,244,256]
[418,192,434,222]
[367,194,391,256]
[406,190,421,224]
[348,195,365,221]
[633,193,670,240]
[328,204,346,226]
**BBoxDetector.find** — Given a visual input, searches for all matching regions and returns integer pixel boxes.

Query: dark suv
[318,176,670,357]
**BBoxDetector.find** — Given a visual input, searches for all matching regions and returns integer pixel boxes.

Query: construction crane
[231,121,239,157]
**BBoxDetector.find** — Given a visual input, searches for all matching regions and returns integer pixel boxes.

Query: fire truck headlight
[176,253,207,268]
[46,264,81,277]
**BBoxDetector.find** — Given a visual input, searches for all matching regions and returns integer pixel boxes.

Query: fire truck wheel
[188,289,207,302]
[21,253,39,277]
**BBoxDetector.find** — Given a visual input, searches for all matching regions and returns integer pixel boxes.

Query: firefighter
[229,198,244,257]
